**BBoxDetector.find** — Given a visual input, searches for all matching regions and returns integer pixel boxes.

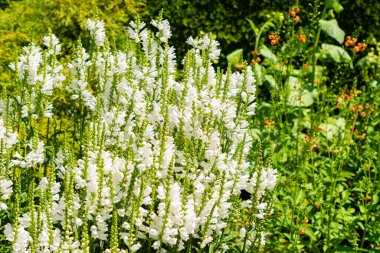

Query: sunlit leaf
[319,19,345,44]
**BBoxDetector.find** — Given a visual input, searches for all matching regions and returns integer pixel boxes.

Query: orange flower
[296,7,300,13]
[361,133,366,140]
[251,59,256,65]
[265,119,270,126]
[353,46,359,52]
[256,57,261,63]
[361,112,366,117]
[294,16,300,22]
[345,36,357,47]
[357,105,363,111]
[290,10,296,17]
[303,63,308,69]
[269,34,280,45]
[353,129,359,135]
[298,34,306,43]
[333,149,339,155]
[359,43,367,52]
[365,196,372,201]
[251,50,258,56]
[299,227,307,235]
[364,164,370,170]
[309,144,318,151]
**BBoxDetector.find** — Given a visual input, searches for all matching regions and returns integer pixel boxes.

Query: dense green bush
[0,0,145,86]
[146,0,380,65]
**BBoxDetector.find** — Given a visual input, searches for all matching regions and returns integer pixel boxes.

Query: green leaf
[246,18,259,36]
[326,0,344,14]
[373,194,379,205]
[320,43,352,64]
[252,63,263,86]
[264,74,277,89]
[227,49,243,69]
[319,19,345,44]
[356,55,376,67]
[260,46,278,64]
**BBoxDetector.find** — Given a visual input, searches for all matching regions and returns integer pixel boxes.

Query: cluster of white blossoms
[1,18,277,252]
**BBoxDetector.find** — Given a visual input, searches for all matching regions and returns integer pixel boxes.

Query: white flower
[43,34,61,55]
[86,19,106,46]
[151,19,172,43]
[0,178,13,210]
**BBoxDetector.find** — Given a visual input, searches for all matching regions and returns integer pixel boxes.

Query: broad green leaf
[373,194,379,205]
[252,63,263,86]
[264,74,277,89]
[326,0,344,13]
[260,46,278,64]
[246,18,259,36]
[319,19,345,44]
[320,43,352,64]
[227,49,243,69]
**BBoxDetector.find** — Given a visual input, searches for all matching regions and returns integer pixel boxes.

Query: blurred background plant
[0,0,146,87]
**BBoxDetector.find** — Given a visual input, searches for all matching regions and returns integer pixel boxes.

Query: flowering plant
[0,17,276,252]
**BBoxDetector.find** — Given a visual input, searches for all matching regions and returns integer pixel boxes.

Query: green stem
[311,2,328,96]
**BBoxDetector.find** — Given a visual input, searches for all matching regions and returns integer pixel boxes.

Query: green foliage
[235,0,380,251]
[0,0,145,86]
[144,0,286,63]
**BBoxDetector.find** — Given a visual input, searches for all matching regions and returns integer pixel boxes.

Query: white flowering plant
[0,17,277,252]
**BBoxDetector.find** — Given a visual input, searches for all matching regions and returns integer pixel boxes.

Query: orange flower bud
[290,10,296,17]
[361,112,366,117]
[359,43,367,52]
[299,227,307,235]
[353,46,359,52]
[298,34,306,43]
[294,16,300,22]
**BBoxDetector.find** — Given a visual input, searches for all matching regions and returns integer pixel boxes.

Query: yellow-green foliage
[0,0,145,86]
